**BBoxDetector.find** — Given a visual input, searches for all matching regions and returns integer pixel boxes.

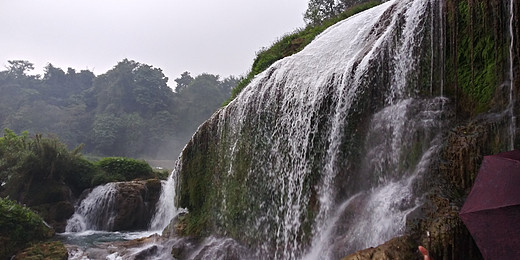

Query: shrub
[93,157,155,185]
[0,198,54,259]
[63,157,99,193]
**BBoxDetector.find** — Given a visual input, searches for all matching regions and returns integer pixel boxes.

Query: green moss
[220,137,252,237]
[177,123,220,237]
[14,241,68,260]
[445,0,507,116]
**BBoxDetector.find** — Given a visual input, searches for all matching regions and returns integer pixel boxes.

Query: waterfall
[510,0,516,150]
[66,183,118,232]
[149,168,181,231]
[173,0,446,258]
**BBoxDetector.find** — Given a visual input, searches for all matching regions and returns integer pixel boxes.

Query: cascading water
[66,182,118,232]
[62,179,180,259]
[172,0,447,259]
[150,167,182,231]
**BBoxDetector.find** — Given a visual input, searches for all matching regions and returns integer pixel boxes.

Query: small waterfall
[66,183,118,232]
[510,0,516,149]
[150,169,180,231]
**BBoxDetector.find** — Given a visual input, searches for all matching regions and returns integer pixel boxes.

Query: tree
[5,60,35,79]
[132,63,173,114]
[304,0,370,25]
[304,0,338,25]
[174,71,194,92]
[90,114,123,155]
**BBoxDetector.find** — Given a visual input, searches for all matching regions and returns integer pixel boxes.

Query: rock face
[169,0,519,259]
[67,179,162,232]
[349,0,518,258]
[342,236,417,260]
[13,180,75,233]
[110,179,162,231]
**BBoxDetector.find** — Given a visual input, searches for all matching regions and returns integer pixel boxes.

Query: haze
[0,0,307,85]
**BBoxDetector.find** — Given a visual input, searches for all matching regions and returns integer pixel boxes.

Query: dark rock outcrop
[110,179,162,231]
[10,180,75,233]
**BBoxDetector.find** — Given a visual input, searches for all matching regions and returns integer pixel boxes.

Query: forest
[0,59,237,160]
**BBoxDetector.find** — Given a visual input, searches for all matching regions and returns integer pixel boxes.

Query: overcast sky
[0,0,308,86]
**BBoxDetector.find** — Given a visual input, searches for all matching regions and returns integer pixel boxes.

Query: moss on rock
[14,241,68,260]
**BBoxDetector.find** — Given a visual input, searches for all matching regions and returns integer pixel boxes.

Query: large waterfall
[170,0,449,259]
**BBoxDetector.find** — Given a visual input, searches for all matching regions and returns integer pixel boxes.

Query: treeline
[0,59,237,159]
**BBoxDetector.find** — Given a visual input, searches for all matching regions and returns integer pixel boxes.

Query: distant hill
[0,59,238,159]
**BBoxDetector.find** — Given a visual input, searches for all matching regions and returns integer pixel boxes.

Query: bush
[0,198,54,259]
[1,129,163,198]
[63,157,99,193]
[93,157,155,185]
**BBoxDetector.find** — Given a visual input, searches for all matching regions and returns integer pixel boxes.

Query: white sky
[0,0,308,86]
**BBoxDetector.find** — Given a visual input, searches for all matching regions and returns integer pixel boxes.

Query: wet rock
[342,236,417,260]
[14,241,68,260]
[111,180,162,231]
[133,245,158,260]
[12,180,75,233]
[33,200,75,233]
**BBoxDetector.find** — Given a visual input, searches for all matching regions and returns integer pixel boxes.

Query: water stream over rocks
[60,0,458,258]
[169,0,450,258]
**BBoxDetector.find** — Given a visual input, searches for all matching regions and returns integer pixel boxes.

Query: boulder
[111,179,162,231]
[14,241,68,260]
[342,236,417,260]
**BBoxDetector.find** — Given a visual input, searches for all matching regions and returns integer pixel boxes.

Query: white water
[66,183,119,232]
[63,0,447,258]
[149,169,181,231]
[62,175,181,259]
[171,0,447,258]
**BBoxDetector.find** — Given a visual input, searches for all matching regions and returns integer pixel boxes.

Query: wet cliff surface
[171,0,519,259]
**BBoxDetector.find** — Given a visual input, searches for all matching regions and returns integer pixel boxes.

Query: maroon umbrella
[459,150,520,260]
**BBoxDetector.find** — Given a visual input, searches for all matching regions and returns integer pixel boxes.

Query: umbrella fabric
[459,150,520,260]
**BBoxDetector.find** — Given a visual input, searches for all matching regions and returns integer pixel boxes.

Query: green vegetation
[0,128,89,197]
[445,0,507,115]
[92,157,155,185]
[0,59,237,160]
[0,198,54,259]
[304,0,375,25]
[224,0,381,105]
[0,128,166,232]
[0,129,164,198]
[177,0,385,240]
